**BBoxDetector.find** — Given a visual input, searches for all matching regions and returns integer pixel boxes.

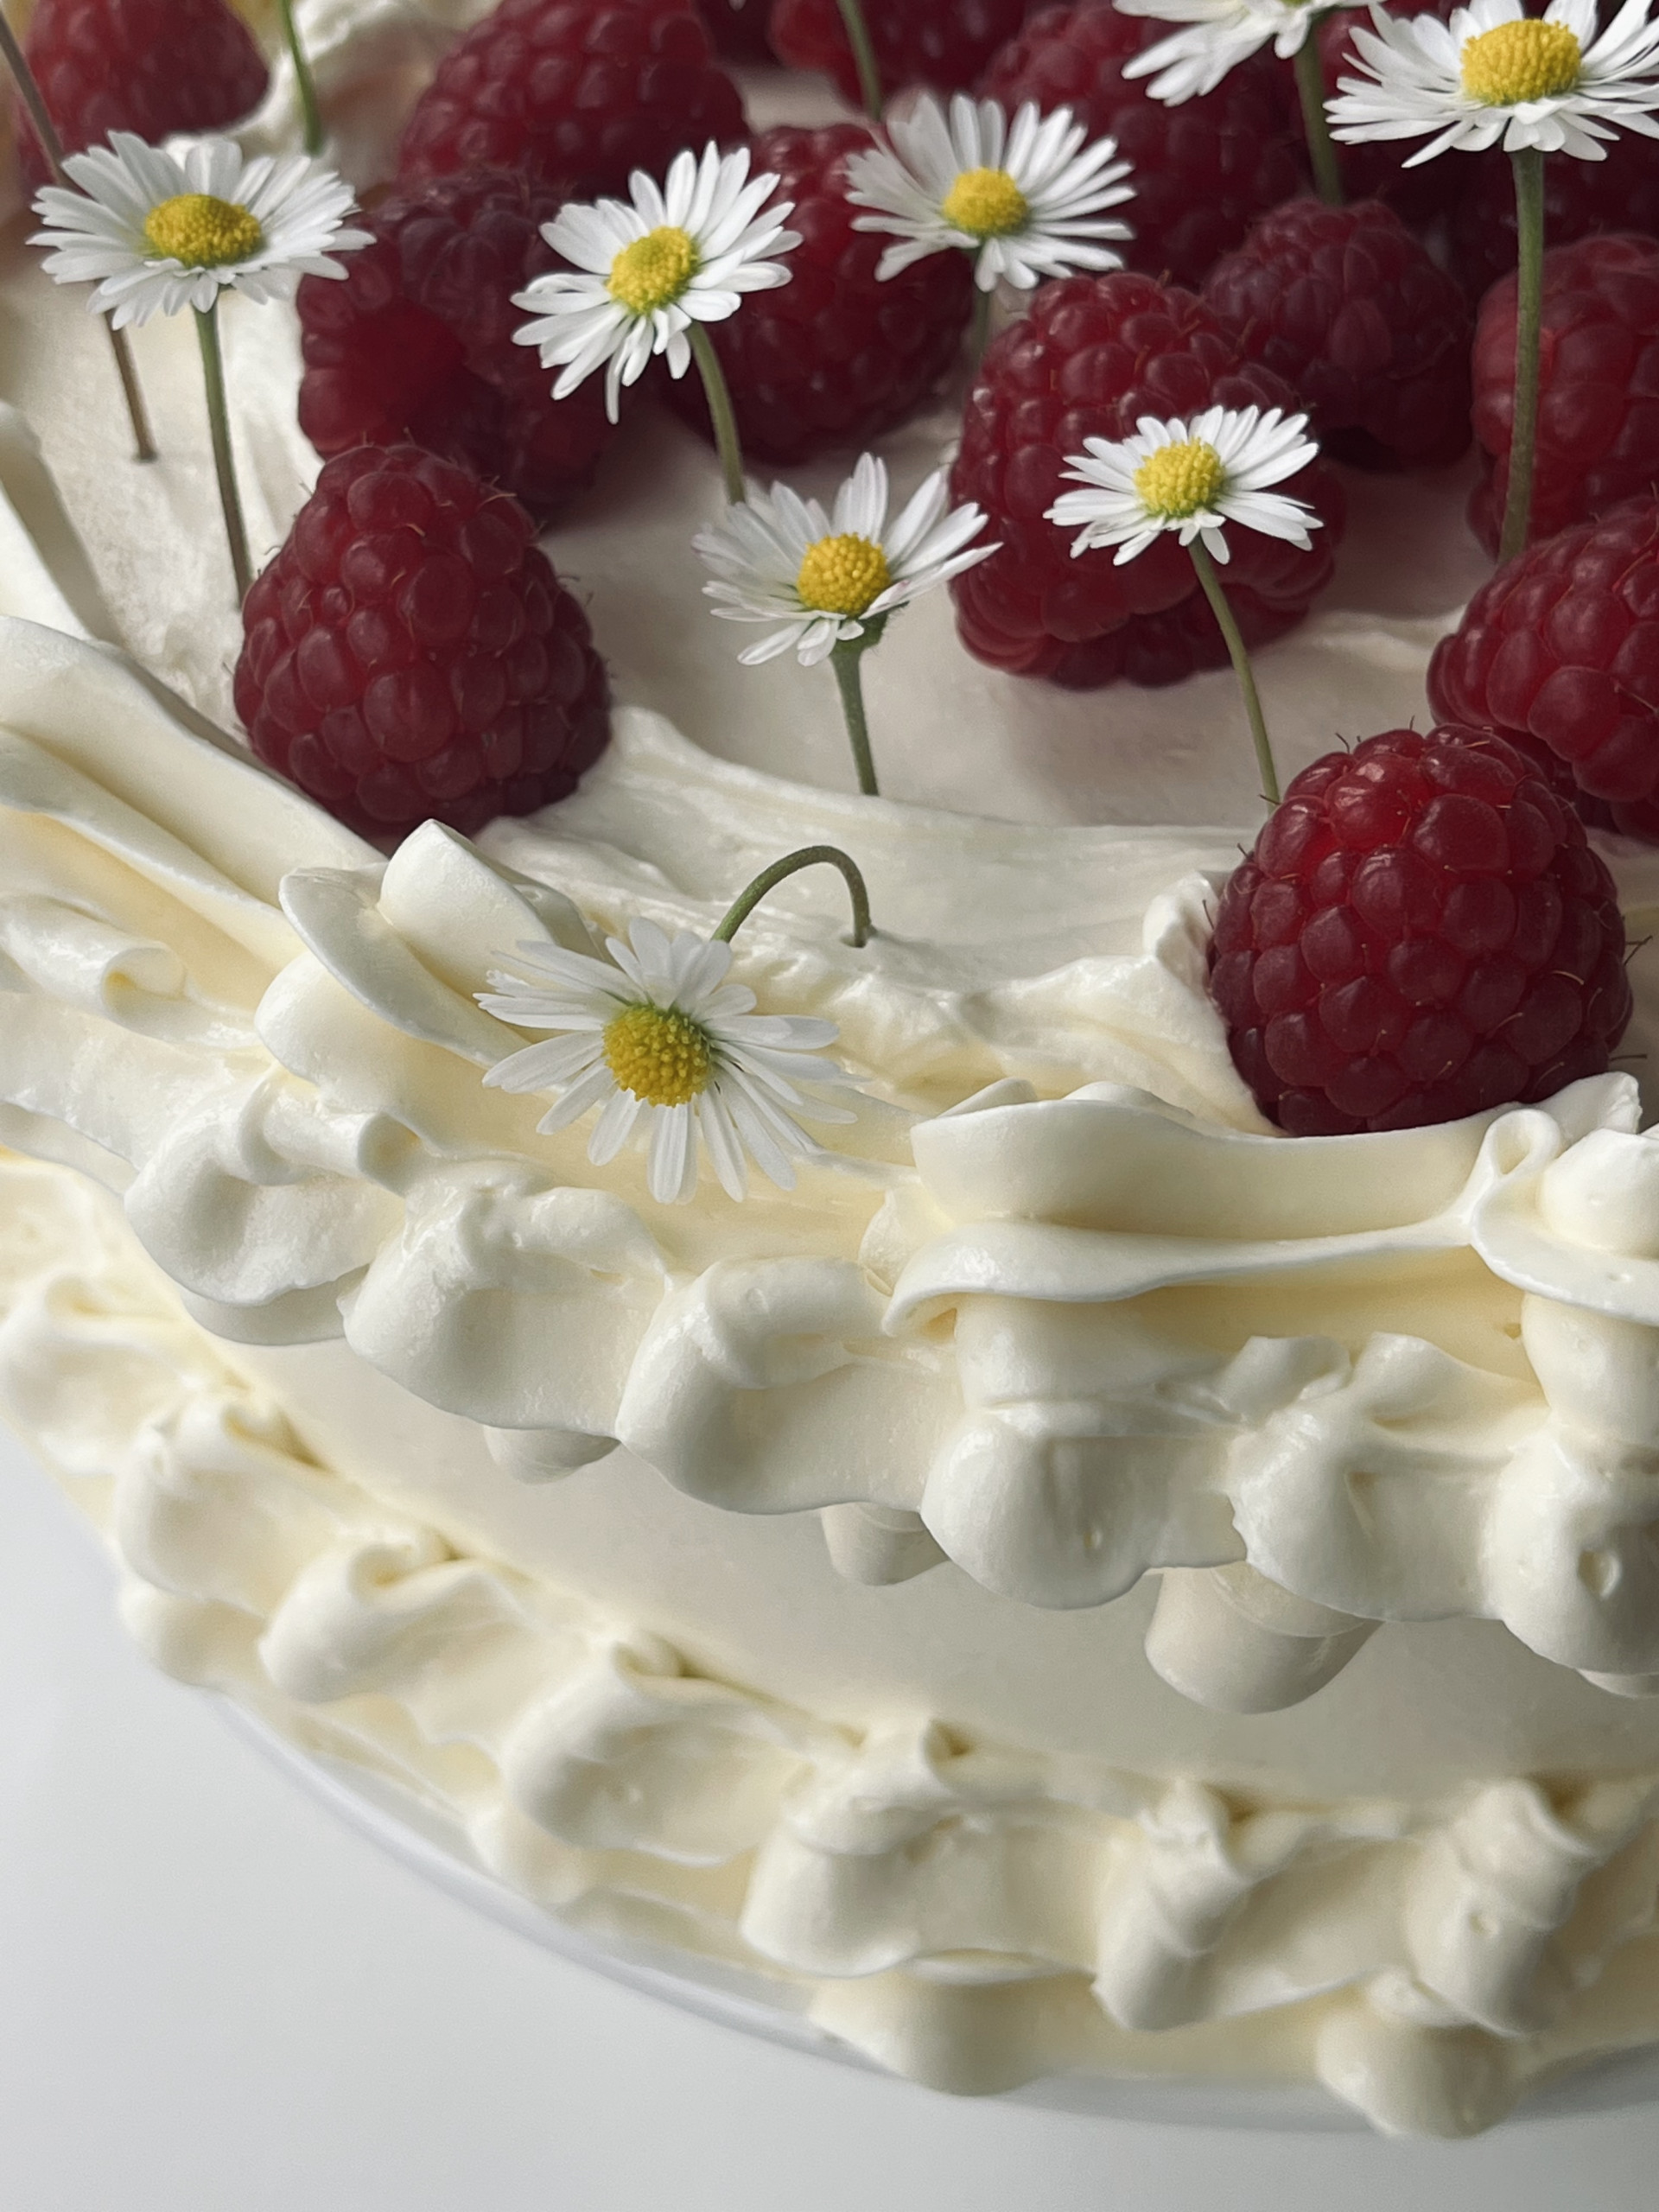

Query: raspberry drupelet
[981,2,1306,289]
[14,0,268,188]
[1468,235,1659,558]
[1449,137,1659,302]
[397,0,746,201]
[667,124,973,466]
[1306,0,1463,228]
[1428,499,1659,838]
[296,168,614,524]
[234,446,610,844]
[949,270,1344,688]
[768,0,1033,102]
[1204,199,1472,471]
[698,0,774,61]
[1209,728,1631,1136]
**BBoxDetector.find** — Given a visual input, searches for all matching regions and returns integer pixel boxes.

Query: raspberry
[667,124,973,465]
[981,3,1306,289]
[1468,235,1659,556]
[1427,499,1659,839]
[233,445,609,843]
[1209,727,1631,1135]
[296,169,613,525]
[1204,198,1471,470]
[948,270,1344,687]
[14,0,267,188]
[698,0,774,60]
[397,0,746,201]
[1450,137,1659,302]
[768,0,1031,102]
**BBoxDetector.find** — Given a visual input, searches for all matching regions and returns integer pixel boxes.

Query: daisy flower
[1328,0,1659,164]
[844,93,1135,293]
[1122,0,1343,100]
[479,919,859,1205]
[1048,407,1323,805]
[29,130,368,327]
[693,454,995,796]
[513,141,798,498]
[1047,405,1320,565]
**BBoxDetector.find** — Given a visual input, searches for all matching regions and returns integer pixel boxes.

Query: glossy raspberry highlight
[15,0,268,188]
[296,168,614,524]
[668,124,973,465]
[982,2,1306,288]
[1210,728,1630,1135]
[397,0,746,200]
[1469,235,1659,556]
[234,446,609,842]
[949,270,1344,687]
[1204,198,1471,470]
[1428,499,1659,838]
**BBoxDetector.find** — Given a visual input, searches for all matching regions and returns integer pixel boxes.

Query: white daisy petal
[696,455,995,670]
[30,131,367,325]
[845,92,1135,290]
[478,916,866,1205]
[1048,404,1321,568]
[514,143,798,409]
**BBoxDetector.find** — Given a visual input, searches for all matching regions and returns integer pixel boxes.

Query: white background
[6,1428,1659,2211]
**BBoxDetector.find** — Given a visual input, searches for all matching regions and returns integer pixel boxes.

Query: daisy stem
[714,845,873,949]
[1499,144,1546,565]
[195,297,253,603]
[830,637,880,797]
[688,322,747,505]
[970,285,994,365]
[0,8,157,461]
[1187,539,1280,806]
[834,0,884,122]
[1292,35,1344,207]
[275,0,325,156]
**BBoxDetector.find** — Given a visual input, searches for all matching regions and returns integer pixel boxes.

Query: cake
[8,0,1659,2142]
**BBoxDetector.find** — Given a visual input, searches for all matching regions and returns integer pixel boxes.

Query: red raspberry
[698,0,774,60]
[667,124,972,465]
[981,3,1306,289]
[1209,727,1631,1135]
[296,169,613,525]
[1450,137,1659,302]
[1468,235,1659,556]
[1306,0,1461,228]
[1427,499,1659,838]
[397,0,746,201]
[768,0,1032,102]
[1204,198,1471,470]
[15,0,267,188]
[948,270,1344,687]
[234,445,609,843]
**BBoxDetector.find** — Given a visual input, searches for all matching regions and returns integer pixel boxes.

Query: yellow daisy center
[1459,17,1582,105]
[795,532,893,616]
[1133,437,1226,520]
[607,225,701,315]
[143,192,264,268]
[940,166,1031,239]
[602,1002,714,1108]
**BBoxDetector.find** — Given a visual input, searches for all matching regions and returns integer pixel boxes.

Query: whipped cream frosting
[7,3,1659,2134]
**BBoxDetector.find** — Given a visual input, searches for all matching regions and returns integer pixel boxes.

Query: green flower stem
[688,322,747,505]
[1292,33,1344,207]
[970,283,994,365]
[830,635,880,796]
[196,297,252,602]
[274,0,324,156]
[1499,144,1547,564]
[714,845,874,948]
[0,9,156,461]
[1187,537,1280,806]
[834,0,884,122]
